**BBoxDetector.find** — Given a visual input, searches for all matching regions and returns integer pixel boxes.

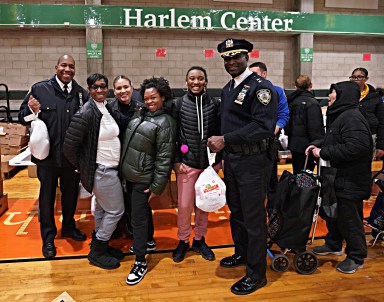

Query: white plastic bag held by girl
[195,148,226,212]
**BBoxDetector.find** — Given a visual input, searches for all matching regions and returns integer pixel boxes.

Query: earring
[183,82,188,92]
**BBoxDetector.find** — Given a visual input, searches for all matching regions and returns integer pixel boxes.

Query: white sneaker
[126,261,148,285]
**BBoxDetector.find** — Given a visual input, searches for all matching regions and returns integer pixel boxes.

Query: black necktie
[63,84,69,95]
[230,79,235,90]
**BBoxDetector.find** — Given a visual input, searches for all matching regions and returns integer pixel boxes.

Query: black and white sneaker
[126,261,148,285]
[129,241,157,253]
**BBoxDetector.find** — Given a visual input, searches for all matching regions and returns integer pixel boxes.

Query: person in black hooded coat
[306,81,372,274]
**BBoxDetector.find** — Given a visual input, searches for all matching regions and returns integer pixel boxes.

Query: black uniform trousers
[324,197,367,265]
[223,150,273,280]
[37,165,80,243]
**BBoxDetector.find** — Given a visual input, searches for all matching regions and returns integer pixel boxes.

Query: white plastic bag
[195,148,226,212]
[278,128,288,151]
[78,182,93,200]
[28,115,50,160]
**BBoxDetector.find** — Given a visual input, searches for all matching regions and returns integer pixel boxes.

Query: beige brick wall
[313,35,384,89]
[103,30,293,90]
[0,29,88,90]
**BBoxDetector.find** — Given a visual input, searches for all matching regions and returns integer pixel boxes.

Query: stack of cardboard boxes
[0,122,29,177]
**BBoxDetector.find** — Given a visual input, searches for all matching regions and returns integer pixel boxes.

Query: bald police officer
[208,38,278,295]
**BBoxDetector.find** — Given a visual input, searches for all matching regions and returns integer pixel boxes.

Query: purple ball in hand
[181,144,189,154]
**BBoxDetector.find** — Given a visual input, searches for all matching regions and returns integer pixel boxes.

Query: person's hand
[305,145,316,155]
[311,147,321,158]
[207,136,225,153]
[173,162,187,174]
[274,125,281,136]
[144,189,158,203]
[28,95,41,113]
[375,149,384,160]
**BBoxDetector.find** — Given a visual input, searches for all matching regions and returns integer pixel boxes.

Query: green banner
[0,4,384,36]
[300,48,313,62]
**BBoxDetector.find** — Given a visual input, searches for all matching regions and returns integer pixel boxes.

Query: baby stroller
[267,158,322,275]
[364,178,384,247]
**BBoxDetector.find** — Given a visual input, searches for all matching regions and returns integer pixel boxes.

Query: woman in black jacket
[349,67,384,159]
[306,81,373,274]
[285,75,324,174]
[171,66,221,263]
[63,73,125,270]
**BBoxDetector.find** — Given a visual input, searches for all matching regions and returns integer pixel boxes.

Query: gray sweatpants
[93,164,124,241]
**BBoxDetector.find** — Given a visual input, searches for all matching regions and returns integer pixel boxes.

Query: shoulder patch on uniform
[256,89,271,105]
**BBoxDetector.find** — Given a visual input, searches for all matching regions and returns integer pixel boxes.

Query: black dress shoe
[61,228,87,241]
[42,241,56,259]
[231,276,267,295]
[220,254,246,268]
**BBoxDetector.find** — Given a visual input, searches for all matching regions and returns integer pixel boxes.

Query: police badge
[234,85,250,105]
[256,89,271,105]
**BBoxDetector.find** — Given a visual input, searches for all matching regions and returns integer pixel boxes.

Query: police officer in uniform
[208,39,278,295]
[18,55,88,259]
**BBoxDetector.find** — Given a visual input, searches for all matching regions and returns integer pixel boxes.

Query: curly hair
[140,76,173,102]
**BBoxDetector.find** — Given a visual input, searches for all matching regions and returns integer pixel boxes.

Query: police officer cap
[217,38,253,58]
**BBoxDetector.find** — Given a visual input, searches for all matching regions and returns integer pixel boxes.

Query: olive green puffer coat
[120,108,176,196]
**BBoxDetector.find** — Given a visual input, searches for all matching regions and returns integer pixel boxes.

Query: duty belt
[225,139,270,155]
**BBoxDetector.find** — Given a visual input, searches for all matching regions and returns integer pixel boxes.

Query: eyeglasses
[90,84,108,90]
[349,75,366,80]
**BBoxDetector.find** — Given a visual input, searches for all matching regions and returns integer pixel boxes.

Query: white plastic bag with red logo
[195,148,226,212]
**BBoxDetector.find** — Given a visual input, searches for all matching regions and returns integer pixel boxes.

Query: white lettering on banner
[221,11,293,31]
[123,8,142,27]
[124,8,292,31]
[191,16,212,29]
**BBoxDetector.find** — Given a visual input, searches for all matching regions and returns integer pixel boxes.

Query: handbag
[195,148,226,212]
[28,112,50,160]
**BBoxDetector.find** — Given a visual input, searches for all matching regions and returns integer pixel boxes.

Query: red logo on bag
[203,184,219,193]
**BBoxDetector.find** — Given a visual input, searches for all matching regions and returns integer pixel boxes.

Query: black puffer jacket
[63,99,121,193]
[18,76,88,167]
[172,93,221,169]
[120,108,176,196]
[358,84,384,149]
[285,89,325,153]
[316,81,373,200]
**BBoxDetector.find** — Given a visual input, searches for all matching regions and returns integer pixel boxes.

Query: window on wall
[213,0,273,3]
[325,0,378,10]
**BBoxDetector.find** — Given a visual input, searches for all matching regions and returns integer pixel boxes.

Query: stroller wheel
[293,251,318,275]
[271,254,290,272]
[372,230,384,241]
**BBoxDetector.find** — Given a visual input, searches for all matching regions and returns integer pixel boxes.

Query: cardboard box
[1,155,16,173]
[7,123,29,136]
[0,144,27,155]
[28,165,37,178]
[0,123,29,136]
[0,133,29,146]
[0,194,8,217]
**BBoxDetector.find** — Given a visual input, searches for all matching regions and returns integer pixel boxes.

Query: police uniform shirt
[221,70,278,145]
